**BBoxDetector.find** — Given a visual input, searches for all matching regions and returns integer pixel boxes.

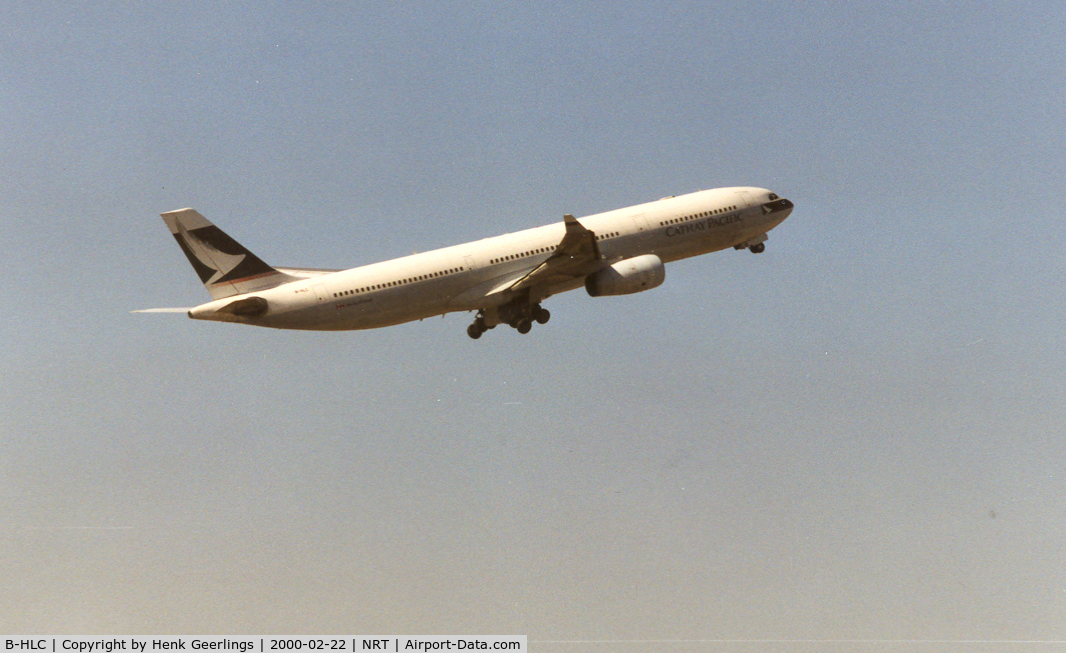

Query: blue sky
[3,1,1066,646]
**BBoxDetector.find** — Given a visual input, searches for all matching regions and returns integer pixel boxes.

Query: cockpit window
[768,193,779,201]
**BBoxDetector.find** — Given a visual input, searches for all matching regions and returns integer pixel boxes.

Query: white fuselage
[187,186,792,331]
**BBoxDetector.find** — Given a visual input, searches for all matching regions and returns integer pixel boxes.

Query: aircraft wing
[506,214,603,293]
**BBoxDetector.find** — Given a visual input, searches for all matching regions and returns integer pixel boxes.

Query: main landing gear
[466,303,550,339]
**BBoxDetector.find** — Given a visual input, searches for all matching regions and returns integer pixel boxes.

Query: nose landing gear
[734,233,768,254]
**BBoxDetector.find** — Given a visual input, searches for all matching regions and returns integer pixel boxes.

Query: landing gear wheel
[535,308,551,325]
[467,324,483,339]
[517,320,533,334]
[750,243,766,254]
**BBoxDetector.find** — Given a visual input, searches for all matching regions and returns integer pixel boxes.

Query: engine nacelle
[585,254,665,297]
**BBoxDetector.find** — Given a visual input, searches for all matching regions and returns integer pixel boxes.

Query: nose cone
[762,198,793,215]
[758,196,793,233]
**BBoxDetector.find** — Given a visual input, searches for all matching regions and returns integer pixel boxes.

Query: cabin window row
[659,205,737,227]
[489,246,554,265]
[488,230,624,265]
[332,266,465,298]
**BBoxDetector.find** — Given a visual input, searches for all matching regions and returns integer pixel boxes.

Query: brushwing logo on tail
[176,221,247,285]
[161,207,296,302]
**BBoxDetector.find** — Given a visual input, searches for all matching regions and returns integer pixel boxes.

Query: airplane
[139,186,793,339]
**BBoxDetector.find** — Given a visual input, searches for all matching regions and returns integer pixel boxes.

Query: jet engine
[584,254,665,297]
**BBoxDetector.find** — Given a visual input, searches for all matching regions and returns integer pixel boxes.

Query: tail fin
[161,208,298,300]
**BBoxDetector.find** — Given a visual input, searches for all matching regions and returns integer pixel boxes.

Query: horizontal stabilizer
[276,266,340,278]
[215,296,268,317]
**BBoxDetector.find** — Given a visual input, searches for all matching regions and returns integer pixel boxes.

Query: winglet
[557,213,601,260]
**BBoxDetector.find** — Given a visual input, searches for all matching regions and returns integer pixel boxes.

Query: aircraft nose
[762,197,793,215]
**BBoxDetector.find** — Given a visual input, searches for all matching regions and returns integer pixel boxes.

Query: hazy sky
[4,2,1066,649]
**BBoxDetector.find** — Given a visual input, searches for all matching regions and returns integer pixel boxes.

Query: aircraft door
[735,190,754,208]
[631,214,652,240]
[312,283,328,302]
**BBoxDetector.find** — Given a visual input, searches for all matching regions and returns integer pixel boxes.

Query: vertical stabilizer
[161,208,297,300]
